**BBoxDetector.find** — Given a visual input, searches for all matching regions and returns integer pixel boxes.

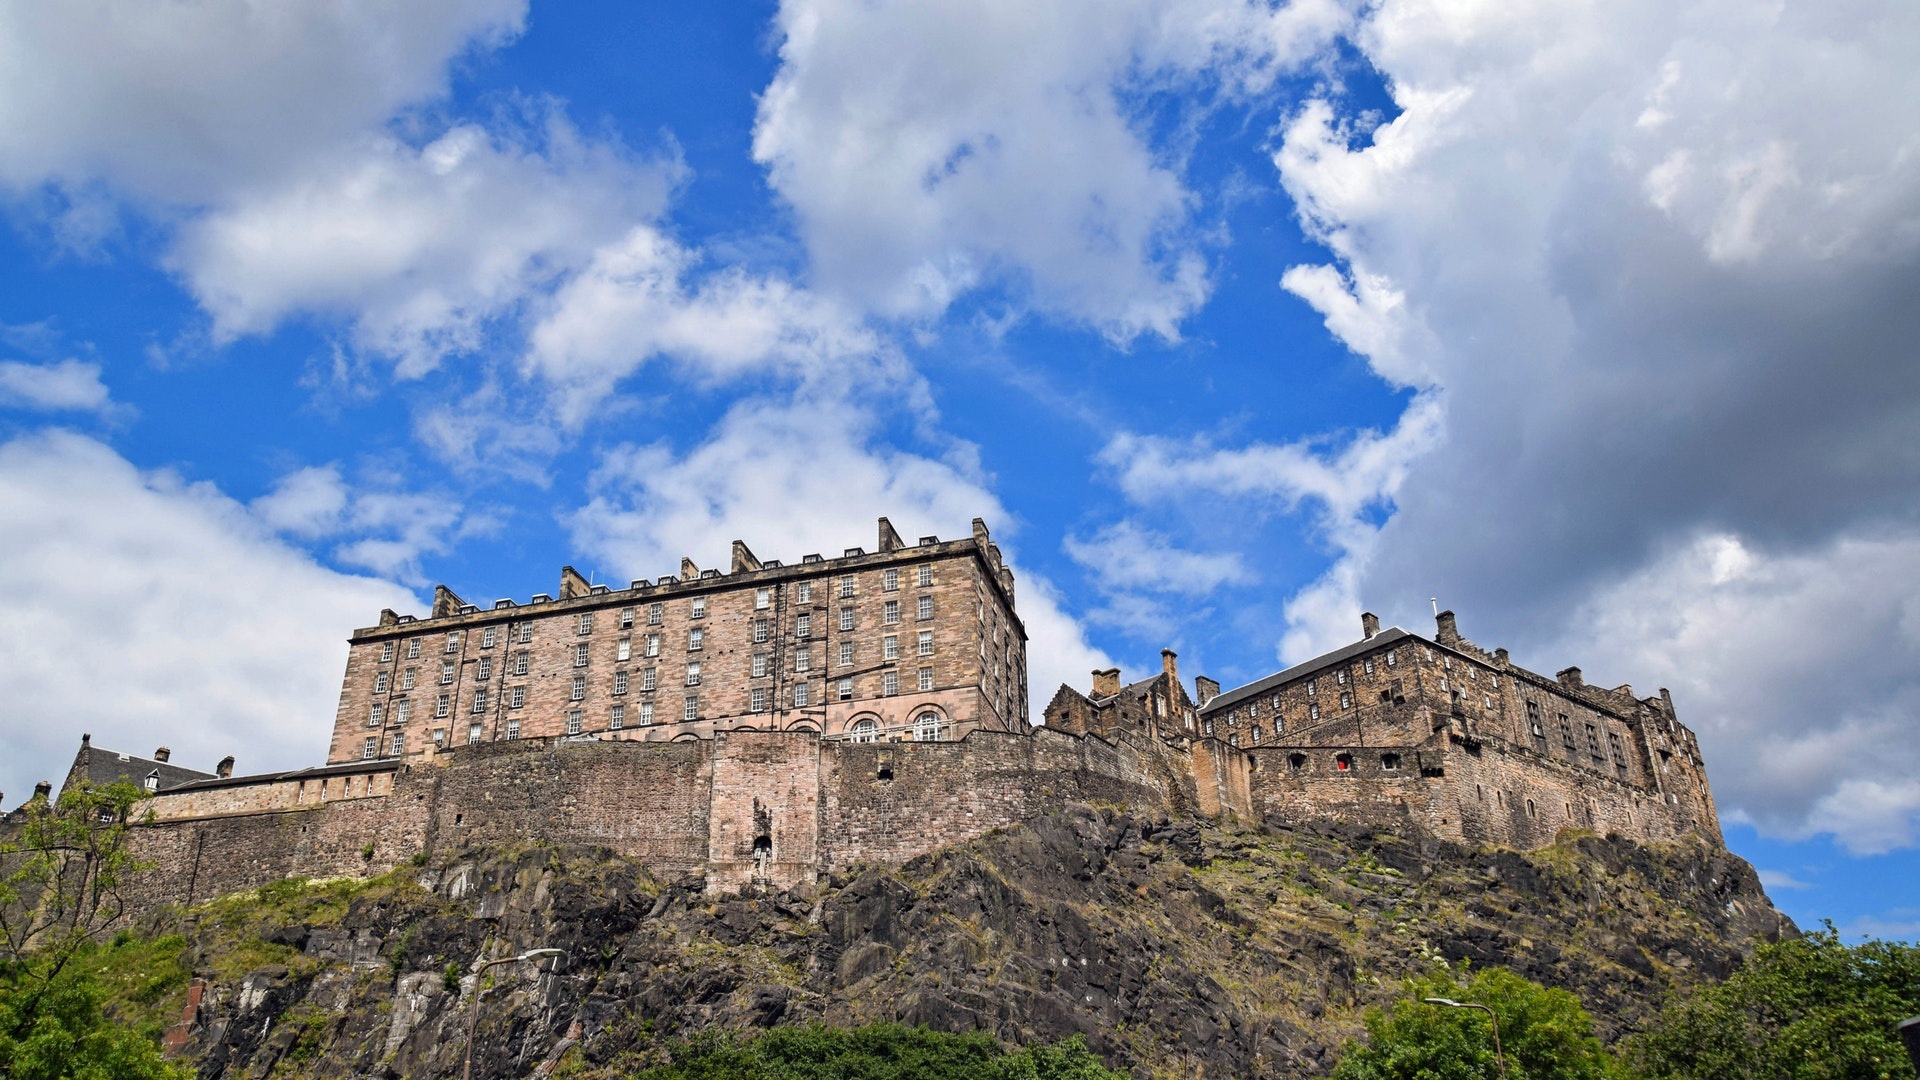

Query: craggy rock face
[165,808,1792,1079]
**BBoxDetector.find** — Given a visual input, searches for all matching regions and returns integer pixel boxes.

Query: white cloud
[568,392,1109,719]
[249,463,497,587]
[1066,521,1251,596]
[0,0,528,204]
[171,116,681,377]
[0,359,113,413]
[0,430,416,808]
[1755,869,1812,891]
[752,0,1351,337]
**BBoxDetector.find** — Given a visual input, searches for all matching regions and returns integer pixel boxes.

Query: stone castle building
[12,517,1720,909]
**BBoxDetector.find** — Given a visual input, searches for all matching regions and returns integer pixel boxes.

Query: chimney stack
[876,516,904,553]
[679,557,699,582]
[1092,668,1121,697]
[1195,676,1220,706]
[1361,612,1381,639]
[730,540,762,574]
[559,565,592,599]
[153,746,171,763]
[33,780,51,800]
[431,584,466,619]
[1435,609,1459,645]
[1557,666,1584,688]
[1161,648,1178,687]
[217,756,235,779]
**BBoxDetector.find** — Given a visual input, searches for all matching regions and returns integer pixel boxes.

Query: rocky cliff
[141,807,1790,1078]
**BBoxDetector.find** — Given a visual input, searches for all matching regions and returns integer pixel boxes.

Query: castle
[17,517,1720,910]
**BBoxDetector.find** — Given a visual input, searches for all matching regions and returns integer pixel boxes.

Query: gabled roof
[68,744,215,793]
[1201,627,1415,715]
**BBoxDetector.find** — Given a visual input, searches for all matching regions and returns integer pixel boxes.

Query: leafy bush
[1331,965,1625,1080]
[629,1021,1126,1080]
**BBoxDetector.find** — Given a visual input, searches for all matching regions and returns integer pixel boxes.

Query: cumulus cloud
[250,463,498,586]
[569,392,1110,718]
[1212,0,1920,848]
[0,430,416,807]
[172,116,681,376]
[0,0,527,204]
[0,358,113,413]
[752,0,1351,336]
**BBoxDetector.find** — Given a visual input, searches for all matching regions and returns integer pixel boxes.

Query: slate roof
[1200,627,1416,715]
[66,740,215,793]
[162,759,396,794]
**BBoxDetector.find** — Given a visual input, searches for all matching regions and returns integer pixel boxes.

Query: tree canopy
[1331,965,1625,1080]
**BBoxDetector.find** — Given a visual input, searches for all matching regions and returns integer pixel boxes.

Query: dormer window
[144,771,159,792]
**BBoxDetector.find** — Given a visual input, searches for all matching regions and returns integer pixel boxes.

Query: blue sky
[1,0,1916,942]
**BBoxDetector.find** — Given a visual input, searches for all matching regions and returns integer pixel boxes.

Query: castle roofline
[66,736,217,794]
[1200,627,1416,715]
[159,758,398,795]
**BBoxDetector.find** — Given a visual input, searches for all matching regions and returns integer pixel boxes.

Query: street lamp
[464,948,566,1080]
[1423,997,1506,1079]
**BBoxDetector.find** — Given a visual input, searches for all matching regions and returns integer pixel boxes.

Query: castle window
[407,638,422,659]
[1309,703,1320,721]
[613,670,628,695]
[1202,718,1214,736]
[796,613,810,638]
[918,666,934,691]
[794,683,809,707]
[643,668,657,691]
[1339,692,1352,709]
[577,613,594,635]
[482,626,497,649]
[883,670,899,696]
[1307,679,1317,697]
[374,671,389,694]
[1489,673,1498,688]
[472,689,489,713]
[839,641,854,666]
[1586,723,1602,758]
[1483,694,1492,709]
[1443,656,1452,670]
[468,723,482,745]
[795,646,810,672]
[1560,716,1575,750]
[883,635,899,660]
[751,687,768,712]
[511,651,526,676]
[915,711,941,741]
[755,588,771,610]
[618,638,631,662]
[838,678,853,700]
[752,653,768,678]
[1250,725,1262,744]
[395,699,410,723]
[683,695,698,722]
[402,668,416,690]
[390,732,404,756]
[796,581,812,603]
[1381,753,1401,770]
[911,630,931,658]
[917,595,934,620]
[839,574,855,598]
[1363,657,1374,675]
[620,607,634,629]
[884,568,900,591]
[1288,753,1307,772]
[689,626,704,651]
[1440,677,1449,691]
[1228,733,1240,747]
[574,643,589,667]
[1527,701,1542,736]
[1336,669,1348,685]
[648,603,663,625]
[610,705,625,729]
[363,737,377,759]
[368,702,384,726]
[839,607,854,631]
[476,656,491,680]
[445,632,460,654]
[754,620,769,643]
[1384,649,1395,666]
[571,675,586,700]
[381,641,395,662]
[644,633,659,657]
[685,662,701,686]
[516,623,532,644]
[884,600,900,625]
[506,719,520,740]
[436,693,450,718]
[917,564,932,587]
[851,718,878,743]
[567,710,583,735]
[510,686,525,708]
[1335,753,1352,771]
[641,701,654,724]
[1526,798,1536,818]
[690,597,707,619]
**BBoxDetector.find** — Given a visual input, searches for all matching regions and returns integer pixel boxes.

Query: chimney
[1361,611,1381,639]
[81,732,91,747]
[679,557,699,582]
[730,540,762,574]
[1557,666,1584,688]
[432,584,466,619]
[1435,609,1459,645]
[216,756,235,779]
[1161,648,1178,688]
[997,564,1016,607]
[153,746,171,763]
[1092,668,1121,697]
[559,565,592,599]
[33,780,51,801]
[379,607,400,626]
[877,516,904,553]
[1195,676,1220,706]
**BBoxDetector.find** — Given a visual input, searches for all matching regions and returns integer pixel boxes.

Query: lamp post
[463,948,566,1080]
[1423,997,1506,1079]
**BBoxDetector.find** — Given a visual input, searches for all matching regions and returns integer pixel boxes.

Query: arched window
[850,718,878,743]
[914,711,941,741]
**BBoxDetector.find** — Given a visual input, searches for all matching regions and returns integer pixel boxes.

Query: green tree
[1332,965,1625,1080]
[0,780,188,1078]
[1624,925,1920,1080]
